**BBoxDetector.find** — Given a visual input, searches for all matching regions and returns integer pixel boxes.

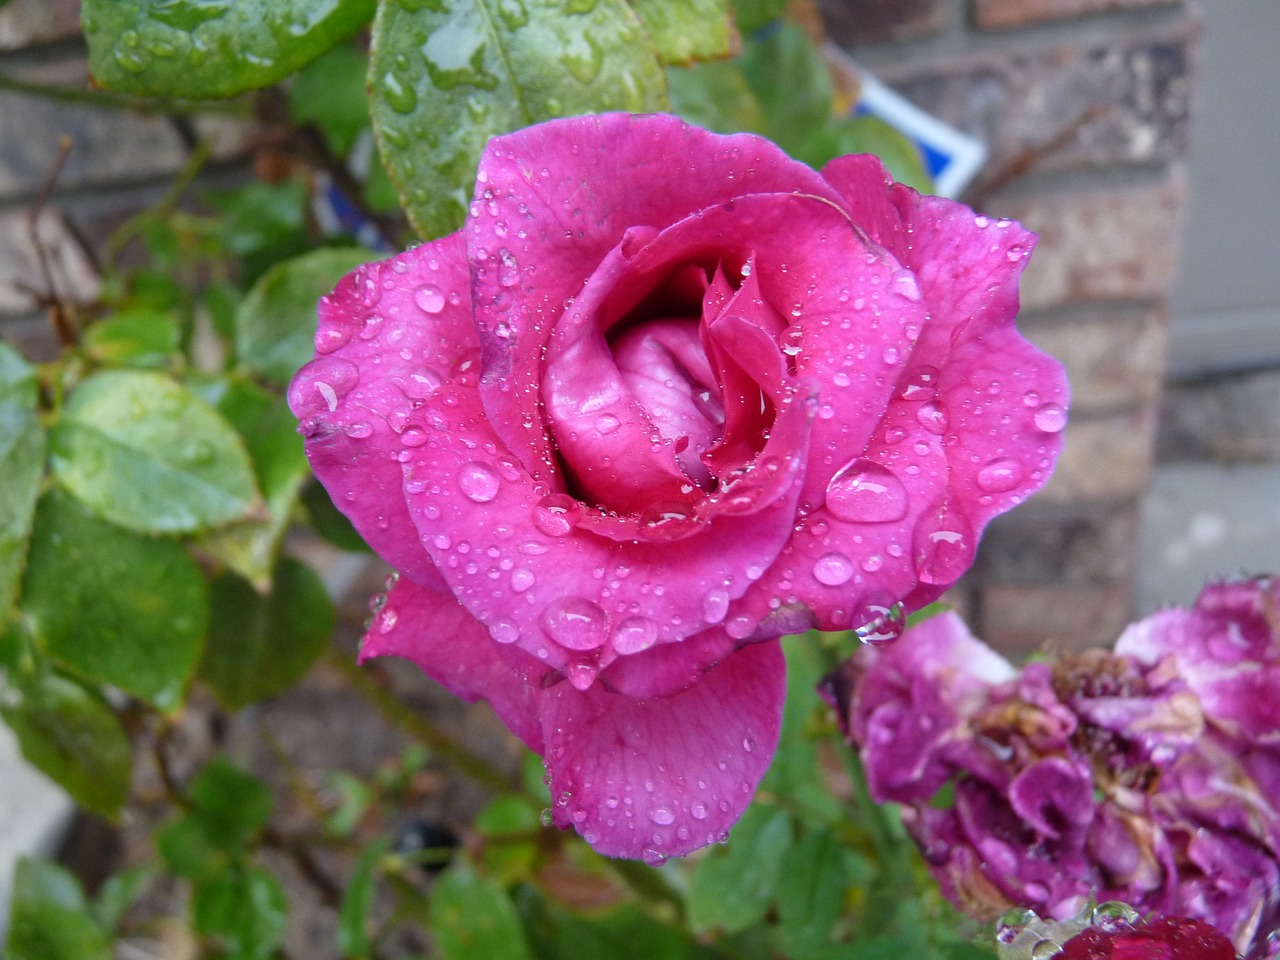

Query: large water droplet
[458,462,500,502]
[533,494,580,536]
[703,589,729,624]
[813,552,854,586]
[1033,402,1067,433]
[381,71,417,113]
[917,401,949,435]
[854,597,904,646]
[825,460,909,523]
[649,806,675,826]
[976,457,1022,492]
[913,494,975,586]
[414,284,445,314]
[612,616,658,655]
[898,366,939,401]
[490,619,520,644]
[541,597,609,650]
[511,568,535,592]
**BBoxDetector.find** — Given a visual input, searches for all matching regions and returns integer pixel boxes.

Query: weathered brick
[976,501,1140,584]
[995,175,1186,311]
[820,0,951,46]
[0,0,81,50]
[868,25,1196,175]
[0,207,101,317]
[1038,409,1157,504]
[0,58,189,200]
[979,582,1134,656]
[1021,306,1168,414]
[1157,368,1280,463]
[973,0,1180,31]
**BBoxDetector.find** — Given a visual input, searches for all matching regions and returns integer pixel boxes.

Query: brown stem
[967,105,1110,208]
[260,825,344,909]
[26,135,79,348]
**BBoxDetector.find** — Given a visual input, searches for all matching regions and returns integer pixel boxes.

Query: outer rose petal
[289,235,475,582]
[542,639,785,861]
[361,576,543,752]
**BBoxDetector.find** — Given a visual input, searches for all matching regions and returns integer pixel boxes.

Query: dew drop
[976,457,1022,492]
[541,596,609,650]
[458,462,500,502]
[511,568,535,592]
[702,589,729,624]
[825,459,909,523]
[913,493,975,586]
[780,324,804,356]
[345,422,373,439]
[690,801,708,820]
[533,493,581,536]
[813,552,854,586]
[1033,402,1067,433]
[854,598,905,646]
[649,806,675,826]
[413,284,446,314]
[898,365,939,401]
[917,401,949,435]
[612,616,658,655]
[401,426,429,448]
[490,619,520,644]
[596,413,620,435]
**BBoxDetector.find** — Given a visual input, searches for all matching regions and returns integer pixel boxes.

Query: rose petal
[289,236,475,582]
[469,114,839,485]
[360,575,543,752]
[543,639,785,861]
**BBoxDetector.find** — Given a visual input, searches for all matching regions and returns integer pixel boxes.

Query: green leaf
[290,42,371,156]
[82,308,181,369]
[21,489,207,711]
[1,668,133,818]
[732,0,785,33]
[156,816,228,882]
[301,479,371,552]
[666,59,767,135]
[188,757,274,852]
[50,370,259,534]
[429,859,534,960]
[739,22,833,154]
[369,0,668,240]
[687,804,792,934]
[546,902,727,960]
[630,0,734,66]
[338,838,389,959]
[4,859,112,960]
[82,0,377,99]
[194,376,311,588]
[776,829,848,957]
[92,866,156,932]
[0,343,45,625]
[207,179,310,262]
[235,246,375,386]
[796,115,931,192]
[474,794,541,884]
[199,557,335,710]
[192,866,288,960]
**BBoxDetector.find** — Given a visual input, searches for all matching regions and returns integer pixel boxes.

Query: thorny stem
[325,650,516,793]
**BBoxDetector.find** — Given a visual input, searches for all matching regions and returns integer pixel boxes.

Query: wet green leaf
[199,557,335,710]
[796,115,931,192]
[21,489,207,711]
[83,0,377,98]
[732,0,785,33]
[631,0,734,66]
[0,343,44,625]
[338,838,389,959]
[687,804,792,934]
[194,376,311,588]
[4,859,111,960]
[208,179,310,261]
[429,859,534,960]
[1,668,133,818]
[192,866,288,960]
[777,828,849,957]
[546,902,727,960]
[369,0,668,240]
[235,246,375,386]
[50,370,259,534]
[739,22,833,155]
[82,308,181,369]
[188,757,275,851]
[290,42,371,156]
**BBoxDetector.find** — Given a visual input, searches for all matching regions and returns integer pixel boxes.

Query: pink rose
[289,113,1067,861]
[1058,916,1238,960]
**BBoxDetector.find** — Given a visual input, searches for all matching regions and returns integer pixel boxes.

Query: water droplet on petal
[511,568,535,592]
[703,589,729,624]
[413,284,445,314]
[1033,402,1067,433]
[813,552,854,586]
[533,494,581,536]
[913,493,975,586]
[976,457,1023,492]
[893,270,922,301]
[917,401,949,434]
[490,619,520,644]
[458,461,500,502]
[825,459,909,523]
[780,324,804,356]
[612,616,658,655]
[854,598,904,646]
[649,806,675,826]
[401,426,429,448]
[541,597,609,650]
[898,366,939,401]
[596,413,620,435]
[345,422,373,439]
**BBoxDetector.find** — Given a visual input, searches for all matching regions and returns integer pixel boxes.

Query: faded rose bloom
[827,582,1280,956]
[290,113,1066,861]
[1057,915,1237,960]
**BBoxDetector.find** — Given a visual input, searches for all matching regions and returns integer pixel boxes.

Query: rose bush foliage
[290,112,1068,860]
[830,577,1280,957]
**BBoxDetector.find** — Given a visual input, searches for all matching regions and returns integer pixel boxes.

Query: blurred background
[1,0,1277,945]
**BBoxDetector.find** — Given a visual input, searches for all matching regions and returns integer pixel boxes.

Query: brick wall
[821,0,1199,654]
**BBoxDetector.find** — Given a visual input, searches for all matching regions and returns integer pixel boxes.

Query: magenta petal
[289,237,475,582]
[543,639,786,860]
[360,575,543,752]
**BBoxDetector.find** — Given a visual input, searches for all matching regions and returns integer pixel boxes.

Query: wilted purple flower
[824,577,1280,958]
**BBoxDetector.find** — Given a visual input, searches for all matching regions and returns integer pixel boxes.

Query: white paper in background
[0,722,75,938]
[827,46,988,200]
